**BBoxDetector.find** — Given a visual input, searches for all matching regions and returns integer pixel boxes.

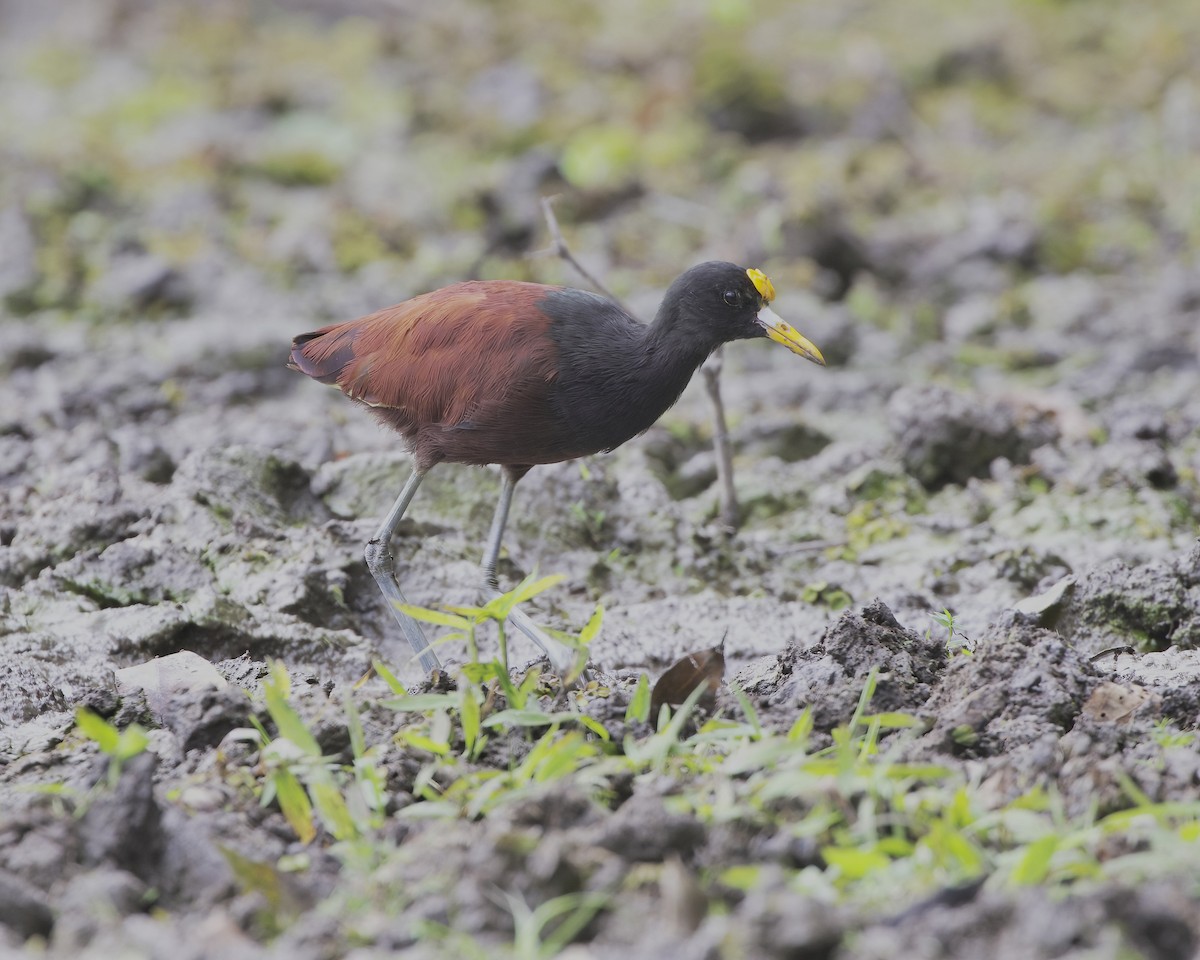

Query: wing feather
[289,281,565,466]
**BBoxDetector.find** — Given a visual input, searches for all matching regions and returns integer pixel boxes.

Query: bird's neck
[550,304,715,454]
[589,308,714,432]
[642,301,718,376]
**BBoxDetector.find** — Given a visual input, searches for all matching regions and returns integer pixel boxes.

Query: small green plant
[832,501,910,561]
[568,501,608,544]
[501,888,610,960]
[344,691,388,823]
[304,666,1200,950]
[409,886,610,960]
[386,673,610,756]
[932,608,974,656]
[229,661,378,844]
[1150,719,1195,749]
[74,707,150,788]
[398,572,565,671]
[801,580,854,610]
[399,572,599,682]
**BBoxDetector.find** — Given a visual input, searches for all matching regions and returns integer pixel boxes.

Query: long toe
[502,603,578,676]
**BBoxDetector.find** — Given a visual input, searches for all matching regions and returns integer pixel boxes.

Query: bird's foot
[488,593,582,680]
[365,539,441,675]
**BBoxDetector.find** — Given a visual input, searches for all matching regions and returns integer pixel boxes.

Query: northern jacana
[289,261,825,674]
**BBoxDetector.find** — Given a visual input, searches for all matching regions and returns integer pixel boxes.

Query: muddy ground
[1,0,1200,957]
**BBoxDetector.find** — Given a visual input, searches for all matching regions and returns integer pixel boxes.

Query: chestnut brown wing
[290,281,569,468]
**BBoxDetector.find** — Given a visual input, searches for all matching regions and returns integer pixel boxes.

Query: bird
[289,261,825,675]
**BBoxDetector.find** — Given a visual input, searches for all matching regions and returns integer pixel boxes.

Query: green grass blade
[579,603,604,645]
[264,662,321,756]
[625,674,651,724]
[395,604,474,630]
[75,708,120,754]
[372,660,407,696]
[1010,835,1059,885]
[847,667,879,736]
[461,685,481,758]
[729,682,762,739]
[272,767,316,843]
[309,774,358,841]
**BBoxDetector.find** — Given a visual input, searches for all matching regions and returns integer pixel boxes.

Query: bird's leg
[365,467,441,675]
[480,468,515,593]
[480,469,577,675]
[702,347,740,533]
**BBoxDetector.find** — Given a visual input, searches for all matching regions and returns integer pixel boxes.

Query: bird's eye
[723,289,738,306]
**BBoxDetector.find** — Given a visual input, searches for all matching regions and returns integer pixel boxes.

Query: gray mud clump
[922,624,1095,758]
[887,384,1058,490]
[1052,549,1200,655]
[739,598,946,734]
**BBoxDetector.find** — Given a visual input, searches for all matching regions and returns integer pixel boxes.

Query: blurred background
[2,0,1196,329]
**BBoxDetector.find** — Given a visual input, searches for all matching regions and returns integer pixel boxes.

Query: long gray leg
[480,468,516,591]
[481,469,576,674]
[365,467,440,674]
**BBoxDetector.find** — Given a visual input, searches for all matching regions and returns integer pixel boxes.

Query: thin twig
[539,196,627,311]
[1089,645,1136,663]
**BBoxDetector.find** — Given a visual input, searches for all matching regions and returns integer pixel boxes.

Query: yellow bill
[757,305,825,365]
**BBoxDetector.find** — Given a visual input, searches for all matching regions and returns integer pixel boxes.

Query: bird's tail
[288,326,356,385]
